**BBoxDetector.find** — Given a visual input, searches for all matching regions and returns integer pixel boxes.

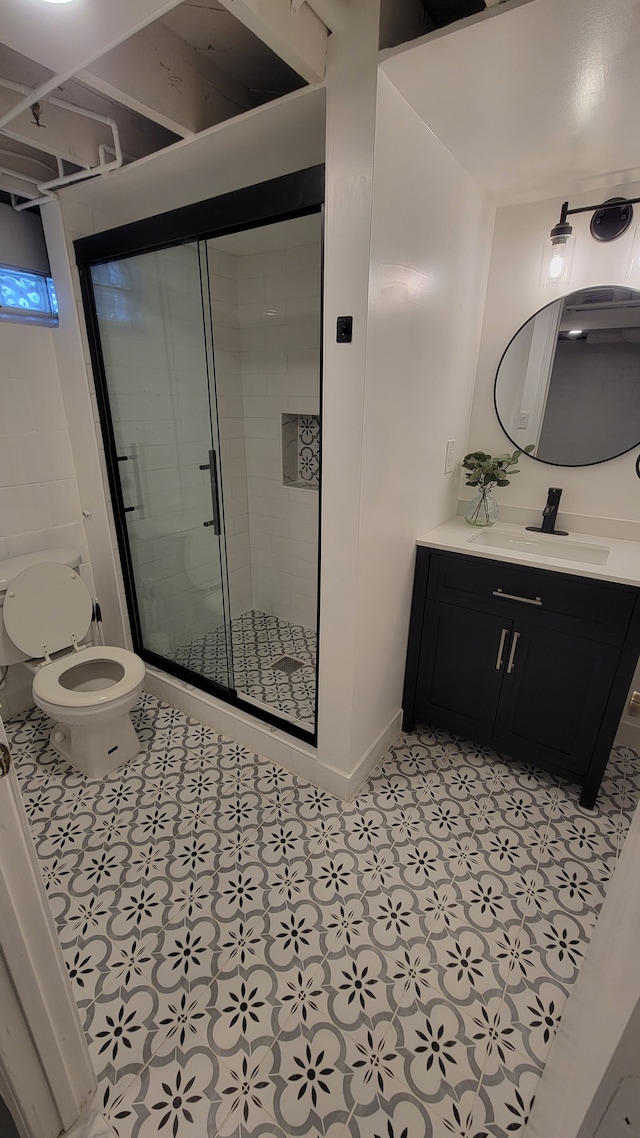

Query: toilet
[0,549,145,777]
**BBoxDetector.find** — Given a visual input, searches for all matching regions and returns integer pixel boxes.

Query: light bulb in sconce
[542,211,574,286]
[549,244,568,279]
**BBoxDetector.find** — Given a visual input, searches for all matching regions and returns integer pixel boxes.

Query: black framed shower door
[76,166,324,743]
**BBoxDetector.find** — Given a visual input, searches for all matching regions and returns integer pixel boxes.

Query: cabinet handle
[495,627,509,670]
[506,631,520,674]
[493,588,542,607]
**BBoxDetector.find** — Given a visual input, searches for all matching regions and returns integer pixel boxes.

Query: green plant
[461,446,535,491]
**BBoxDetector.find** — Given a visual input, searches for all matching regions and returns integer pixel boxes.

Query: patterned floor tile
[269,1024,353,1135]
[344,1092,454,1138]
[105,1038,222,1138]
[169,610,317,727]
[209,1045,282,1138]
[393,993,484,1109]
[7,695,635,1138]
[501,978,567,1069]
[477,1056,540,1137]
[82,980,170,1098]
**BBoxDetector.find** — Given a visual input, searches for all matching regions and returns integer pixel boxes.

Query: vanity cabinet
[403,548,640,807]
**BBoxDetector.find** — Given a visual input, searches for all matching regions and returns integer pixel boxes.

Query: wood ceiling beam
[79,21,253,139]
[217,0,328,84]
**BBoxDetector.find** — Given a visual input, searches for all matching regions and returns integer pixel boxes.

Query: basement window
[0,265,58,327]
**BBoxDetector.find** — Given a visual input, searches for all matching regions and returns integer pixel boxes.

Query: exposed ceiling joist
[57,77,180,161]
[0,84,113,170]
[0,168,42,198]
[79,20,252,139]
[0,0,323,204]
[217,0,328,83]
[0,144,56,180]
[0,0,187,132]
[0,140,57,198]
[0,0,187,80]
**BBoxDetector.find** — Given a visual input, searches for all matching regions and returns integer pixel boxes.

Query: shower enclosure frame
[75,165,324,744]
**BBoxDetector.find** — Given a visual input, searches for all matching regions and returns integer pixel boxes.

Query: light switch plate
[444,439,456,474]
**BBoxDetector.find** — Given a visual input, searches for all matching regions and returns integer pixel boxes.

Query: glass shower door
[90,242,233,691]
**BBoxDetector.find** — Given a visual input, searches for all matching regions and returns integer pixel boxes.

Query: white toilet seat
[3,561,93,658]
[33,646,146,708]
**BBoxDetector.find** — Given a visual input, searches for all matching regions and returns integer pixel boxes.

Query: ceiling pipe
[0,146,57,175]
[0,78,123,207]
[12,129,123,210]
[0,77,120,154]
[0,164,57,208]
[291,0,348,32]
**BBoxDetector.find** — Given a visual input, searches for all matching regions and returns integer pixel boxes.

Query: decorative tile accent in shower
[7,694,638,1138]
[281,413,320,489]
[169,610,316,727]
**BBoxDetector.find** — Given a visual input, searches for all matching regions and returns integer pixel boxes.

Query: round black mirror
[494,285,640,467]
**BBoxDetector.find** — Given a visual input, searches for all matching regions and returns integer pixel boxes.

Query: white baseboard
[64,1098,116,1138]
[144,668,402,801]
[341,710,404,801]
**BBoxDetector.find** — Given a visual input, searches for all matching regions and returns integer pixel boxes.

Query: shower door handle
[200,449,221,536]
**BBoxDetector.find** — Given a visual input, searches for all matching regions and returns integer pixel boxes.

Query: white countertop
[417,517,640,588]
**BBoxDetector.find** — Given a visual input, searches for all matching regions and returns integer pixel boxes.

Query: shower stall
[76,168,323,739]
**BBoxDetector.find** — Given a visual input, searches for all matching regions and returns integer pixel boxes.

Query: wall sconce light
[542,196,639,287]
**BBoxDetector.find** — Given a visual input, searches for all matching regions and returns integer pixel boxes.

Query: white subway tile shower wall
[237,238,321,631]
[0,321,87,714]
[94,244,234,657]
[208,246,252,619]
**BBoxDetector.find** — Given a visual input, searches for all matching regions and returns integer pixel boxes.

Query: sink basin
[468,529,610,566]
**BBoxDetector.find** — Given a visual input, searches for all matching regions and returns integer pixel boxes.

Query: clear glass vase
[464,487,498,527]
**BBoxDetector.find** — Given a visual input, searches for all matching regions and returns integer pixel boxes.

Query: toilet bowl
[0,550,145,778]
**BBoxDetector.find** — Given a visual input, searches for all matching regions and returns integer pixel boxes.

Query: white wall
[348,71,494,764]
[528,768,640,1138]
[46,196,145,664]
[467,180,640,526]
[0,321,86,716]
[0,204,50,275]
[313,0,381,779]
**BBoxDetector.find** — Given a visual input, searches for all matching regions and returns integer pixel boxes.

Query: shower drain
[270,655,305,675]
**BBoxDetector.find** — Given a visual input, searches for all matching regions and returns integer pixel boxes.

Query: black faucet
[526,487,569,535]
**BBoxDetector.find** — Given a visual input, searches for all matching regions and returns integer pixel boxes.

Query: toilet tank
[0,549,82,665]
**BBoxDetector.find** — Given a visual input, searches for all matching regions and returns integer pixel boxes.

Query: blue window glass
[0,265,59,326]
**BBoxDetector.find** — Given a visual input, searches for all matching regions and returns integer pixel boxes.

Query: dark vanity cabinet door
[492,621,620,776]
[416,602,509,739]
[403,547,640,807]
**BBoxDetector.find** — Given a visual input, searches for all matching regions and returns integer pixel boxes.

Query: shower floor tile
[6,696,638,1138]
[169,610,316,727]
